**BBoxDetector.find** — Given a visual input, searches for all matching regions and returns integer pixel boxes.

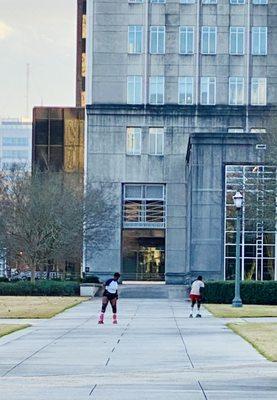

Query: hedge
[204,281,277,305]
[0,281,80,296]
[81,275,100,284]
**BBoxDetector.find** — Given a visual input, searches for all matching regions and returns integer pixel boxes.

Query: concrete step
[118,284,189,299]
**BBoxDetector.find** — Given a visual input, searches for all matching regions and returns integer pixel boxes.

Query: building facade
[0,119,32,173]
[85,0,277,283]
[76,0,87,107]
[32,107,84,173]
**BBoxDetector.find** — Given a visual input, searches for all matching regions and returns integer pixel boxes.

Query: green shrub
[204,281,277,305]
[81,275,100,284]
[0,281,80,296]
[0,277,9,283]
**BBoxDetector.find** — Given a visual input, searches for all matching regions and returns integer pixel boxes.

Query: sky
[0,0,76,120]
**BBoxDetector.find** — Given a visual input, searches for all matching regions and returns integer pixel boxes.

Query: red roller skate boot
[113,314,118,324]
[98,313,104,324]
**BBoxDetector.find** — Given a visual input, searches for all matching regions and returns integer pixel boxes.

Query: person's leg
[190,299,196,317]
[110,298,118,324]
[98,296,108,324]
[196,298,202,317]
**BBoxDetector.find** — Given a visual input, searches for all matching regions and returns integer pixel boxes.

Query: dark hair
[114,272,121,278]
[197,275,203,281]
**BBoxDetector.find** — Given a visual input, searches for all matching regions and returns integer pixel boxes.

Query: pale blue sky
[0,0,76,119]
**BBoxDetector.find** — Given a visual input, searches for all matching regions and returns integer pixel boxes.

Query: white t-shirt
[105,279,118,294]
[190,280,204,296]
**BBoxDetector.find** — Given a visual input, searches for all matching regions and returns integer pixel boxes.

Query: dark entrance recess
[122,229,165,281]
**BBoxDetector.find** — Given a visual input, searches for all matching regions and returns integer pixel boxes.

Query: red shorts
[189,294,201,302]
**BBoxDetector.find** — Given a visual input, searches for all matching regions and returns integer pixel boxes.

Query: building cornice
[86,104,277,117]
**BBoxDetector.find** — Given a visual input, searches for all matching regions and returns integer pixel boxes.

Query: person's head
[114,272,121,281]
[197,275,203,281]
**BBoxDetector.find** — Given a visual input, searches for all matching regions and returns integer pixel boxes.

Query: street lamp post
[232,191,243,308]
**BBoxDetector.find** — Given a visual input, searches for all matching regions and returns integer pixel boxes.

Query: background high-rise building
[76,0,87,107]
[33,1,86,173]
[0,119,32,173]
[32,107,84,172]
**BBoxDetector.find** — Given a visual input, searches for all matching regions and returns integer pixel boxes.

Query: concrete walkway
[0,299,276,399]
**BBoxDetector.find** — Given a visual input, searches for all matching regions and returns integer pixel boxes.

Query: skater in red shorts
[189,276,204,318]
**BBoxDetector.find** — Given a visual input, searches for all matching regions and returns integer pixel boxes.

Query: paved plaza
[0,299,276,399]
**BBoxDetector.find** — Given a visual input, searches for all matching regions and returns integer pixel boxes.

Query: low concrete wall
[118,284,190,299]
[80,283,102,297]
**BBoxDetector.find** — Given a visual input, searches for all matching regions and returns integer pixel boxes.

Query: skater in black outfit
[98,272,120,324]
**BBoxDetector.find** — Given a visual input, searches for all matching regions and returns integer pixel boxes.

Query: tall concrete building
[85,0,277,283]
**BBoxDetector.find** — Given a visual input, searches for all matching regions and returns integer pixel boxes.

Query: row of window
[1,150,30,159]
[126,126,265,155]
[129,0,268,4]
[127,127,164,155]
[2,137,29,146]
[127,76,267,105]
[129,25,267,55]
[124,184,165,201]
[123,184,166,228]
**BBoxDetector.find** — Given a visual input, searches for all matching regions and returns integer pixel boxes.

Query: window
[202,0,217,3]
[149,76,164,105]
[123,184,166,228]
[250,128,266,133]
[180,0,195,3]
[251,78,267,105]
[2,150,29,159]
[82,38,86,53]
[151,0,166,3]
[201,27,217,54]
[129,0,144,3]
[252,27,267,55]
[150,26,165,54]
[229,77,244,105]
[178,77,194,104]
[179,27,194,54]
[230,27,244,55]
[126,128,141,155]
[228,127,244,133]
[200,77,216,105]
[128,26,143,53]
[149,128,164,155]
[253,0,267,3]
[2,137,29,146]
[127,76,142,104]
[230,0,245,4]
[82,77,86,91]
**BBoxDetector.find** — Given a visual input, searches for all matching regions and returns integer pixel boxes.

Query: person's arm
[105,279,113,287]
[200,283,205,300]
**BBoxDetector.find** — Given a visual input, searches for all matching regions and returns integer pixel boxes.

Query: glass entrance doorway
[122,230,165,281]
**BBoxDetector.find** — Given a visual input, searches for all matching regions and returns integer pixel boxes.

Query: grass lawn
[0,296,87,319]
[0,324,30,338]
[204,304,277,318]
[228,323,277,362]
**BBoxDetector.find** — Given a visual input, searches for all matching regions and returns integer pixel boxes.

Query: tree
[0,170,115,282]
